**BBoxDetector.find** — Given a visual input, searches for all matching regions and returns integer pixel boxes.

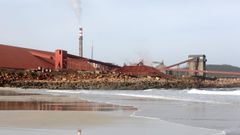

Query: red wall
[55,50,67,70]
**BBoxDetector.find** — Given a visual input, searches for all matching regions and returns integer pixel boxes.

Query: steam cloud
[69,0,82,24]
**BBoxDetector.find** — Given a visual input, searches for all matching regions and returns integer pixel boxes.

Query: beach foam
[47,90,226,104]
[188,89,240,96]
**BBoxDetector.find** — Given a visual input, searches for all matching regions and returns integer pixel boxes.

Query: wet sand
[0,111,220,135]
[0,111,129,129]
[0,88,136,111]
[0,87,220,135]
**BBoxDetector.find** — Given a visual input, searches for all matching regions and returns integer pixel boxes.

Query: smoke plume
[69,0,82,24]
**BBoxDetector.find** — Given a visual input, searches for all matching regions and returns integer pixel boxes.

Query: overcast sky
[0,0,240,66]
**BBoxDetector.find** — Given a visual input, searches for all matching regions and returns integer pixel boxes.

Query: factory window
[59,51,62,55]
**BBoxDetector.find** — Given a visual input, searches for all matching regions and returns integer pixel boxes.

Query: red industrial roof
[67,54,120,68]
[0,44,118,71]
[116,65,168,77]
[0,44,54,70]
[67,58,95,71]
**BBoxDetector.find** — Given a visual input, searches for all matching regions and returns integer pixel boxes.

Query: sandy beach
[0,88,220,135]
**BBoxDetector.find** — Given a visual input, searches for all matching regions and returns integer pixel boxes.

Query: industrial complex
[1,27,240,79]
[0,43,210,78]
[1,40,240,90]
[1,43,239,78]
[0,44,119,72]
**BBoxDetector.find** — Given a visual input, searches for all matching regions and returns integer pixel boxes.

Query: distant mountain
[207,64,240,72]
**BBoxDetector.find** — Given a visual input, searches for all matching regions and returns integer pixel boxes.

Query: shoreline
[0,87,221,135]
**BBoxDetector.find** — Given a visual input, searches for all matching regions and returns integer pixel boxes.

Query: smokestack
[79,27,83,57]
[91,45,94,59]
[91,41,94,59]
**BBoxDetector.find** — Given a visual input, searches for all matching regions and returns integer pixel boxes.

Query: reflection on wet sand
[0,89,137,111]
[0,101,137,111]
[0,90,39,96]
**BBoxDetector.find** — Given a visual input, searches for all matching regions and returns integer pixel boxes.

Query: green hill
[206,64,240,77]
[207,64,240,72]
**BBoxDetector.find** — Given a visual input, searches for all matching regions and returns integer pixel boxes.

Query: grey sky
[0,0,240,66]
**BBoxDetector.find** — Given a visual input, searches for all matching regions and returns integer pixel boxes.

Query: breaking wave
[47,89,226,104]
[188,89,240,96]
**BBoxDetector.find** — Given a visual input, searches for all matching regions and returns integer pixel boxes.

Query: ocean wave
[130,111,159,120]
[143,89,154,92]
[116,93,224,104]
[188,89,240,96]
[47,90,110,95]
[220,128,240,135]
[47,90,226,104]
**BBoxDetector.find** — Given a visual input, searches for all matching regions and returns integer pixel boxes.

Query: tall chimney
[91,41,94,59]
[79,27,83,57]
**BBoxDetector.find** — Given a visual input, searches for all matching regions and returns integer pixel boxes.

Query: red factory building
[0,44,120,71]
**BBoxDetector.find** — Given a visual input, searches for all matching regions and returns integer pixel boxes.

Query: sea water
[45,88,240,135]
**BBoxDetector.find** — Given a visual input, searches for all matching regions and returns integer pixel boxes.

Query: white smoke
[69,0,82,24]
